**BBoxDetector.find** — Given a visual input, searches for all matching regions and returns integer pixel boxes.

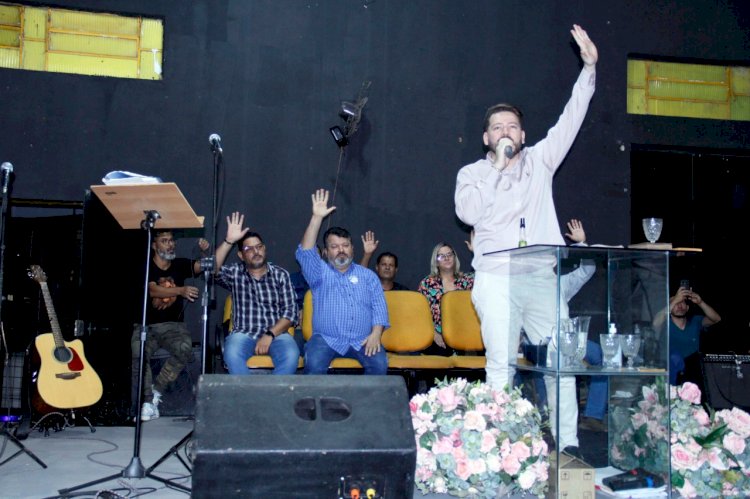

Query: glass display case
[498,244,673,496]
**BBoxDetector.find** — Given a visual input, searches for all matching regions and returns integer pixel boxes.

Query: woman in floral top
[418,242,474,355]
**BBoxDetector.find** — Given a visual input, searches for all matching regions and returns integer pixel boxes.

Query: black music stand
[58,183,203,496]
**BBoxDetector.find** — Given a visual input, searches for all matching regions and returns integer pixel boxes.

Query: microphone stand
[59,210,192,496]
[0,165,46,470]
[141,141,223,492]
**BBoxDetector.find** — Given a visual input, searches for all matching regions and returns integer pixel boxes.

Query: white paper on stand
[102,170,162,185]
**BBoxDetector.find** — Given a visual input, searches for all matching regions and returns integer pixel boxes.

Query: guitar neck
[39,282,64,348]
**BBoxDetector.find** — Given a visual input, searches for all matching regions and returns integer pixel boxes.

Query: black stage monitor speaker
[192,375,416,499]
[701,353,750,411]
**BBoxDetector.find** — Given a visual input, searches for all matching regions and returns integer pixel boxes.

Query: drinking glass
[620,334,642,369]
[571,315,591,365]
[642,218,663,244]
[600,334,620,369]
[560,331,579,368]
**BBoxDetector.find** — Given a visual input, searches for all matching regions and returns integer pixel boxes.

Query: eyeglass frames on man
[242,243,265,253]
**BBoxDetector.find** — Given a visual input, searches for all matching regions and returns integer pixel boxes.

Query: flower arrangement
[611,379,750,498]
[410,377,549,498]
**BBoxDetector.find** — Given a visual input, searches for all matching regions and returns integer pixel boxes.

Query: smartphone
[680,279,690,290]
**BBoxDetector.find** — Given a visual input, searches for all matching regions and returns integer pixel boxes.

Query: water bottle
[518,218,527,247]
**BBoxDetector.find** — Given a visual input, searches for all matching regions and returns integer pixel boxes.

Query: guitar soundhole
[53,347,73,363]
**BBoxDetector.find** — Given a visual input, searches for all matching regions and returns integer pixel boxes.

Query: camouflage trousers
[131,321,193,403]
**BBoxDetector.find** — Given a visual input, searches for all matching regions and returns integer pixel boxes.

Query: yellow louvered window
[0,2,163,80]
[627,57,750,121]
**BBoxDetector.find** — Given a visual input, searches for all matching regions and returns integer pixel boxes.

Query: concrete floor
[0,416,194,499]
[0,412,666,499]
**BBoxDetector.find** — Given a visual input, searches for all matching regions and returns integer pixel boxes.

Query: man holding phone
[653,282,722,384]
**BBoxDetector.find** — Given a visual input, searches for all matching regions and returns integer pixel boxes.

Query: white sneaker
[141,402,159,421]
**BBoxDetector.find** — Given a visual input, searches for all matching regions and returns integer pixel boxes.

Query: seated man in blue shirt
[296,189,389,375]
[214,211,300,374]
[653,285,721,385]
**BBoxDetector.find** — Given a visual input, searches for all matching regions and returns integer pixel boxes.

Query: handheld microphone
[209,133,223,154]
[497,137,514,159]
[1,162,13,194]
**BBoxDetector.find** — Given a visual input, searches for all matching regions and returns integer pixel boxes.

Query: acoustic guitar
[28,265,103,409]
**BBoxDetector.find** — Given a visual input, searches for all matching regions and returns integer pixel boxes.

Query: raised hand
[311,189,336,218]
[226,211,249,244]
[565,219,586,243]
[571,24,598,68]
[361,230,379,255]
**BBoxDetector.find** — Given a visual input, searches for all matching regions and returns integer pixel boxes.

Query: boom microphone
[209,133,223,154]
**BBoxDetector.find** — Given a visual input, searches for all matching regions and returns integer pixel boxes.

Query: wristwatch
[264,330,275,340]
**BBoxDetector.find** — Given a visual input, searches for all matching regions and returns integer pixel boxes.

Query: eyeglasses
[242,243,265,253]
[436,251,455,262]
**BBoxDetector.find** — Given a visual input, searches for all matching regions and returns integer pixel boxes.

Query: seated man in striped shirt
[296,189,389,375]
[214,212,300,374]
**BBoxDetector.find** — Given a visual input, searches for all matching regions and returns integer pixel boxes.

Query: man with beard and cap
[295,189,389,375]
[455,24,598,458]
[214,212,299,375]
[135,229,209,421]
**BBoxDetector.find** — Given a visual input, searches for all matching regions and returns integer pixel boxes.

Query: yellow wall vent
[0,2,163,80]
[627,56,749,121]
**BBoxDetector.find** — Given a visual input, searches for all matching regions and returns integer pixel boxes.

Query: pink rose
[532,438,548,456]
[692,407,710,426]
[703,447,728,470]
[501,454,522,475]
[432,436,454,454]
[455,459,472,481]
[724,408,750,438]
[415,465,433,481]
[436,386,460,411]
[463,410,487,431]
[510,441,531,461]
[480,430,497,453]
[671,443,700,471]
[676,478,698,498]
[451,446,467,463]
[531,460,549,482]
[677,382,701,404]
[723,432,746,455]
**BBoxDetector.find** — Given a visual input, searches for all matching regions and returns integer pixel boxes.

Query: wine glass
[620,334,642,369]
[560,331,579,368]
[642,218,663,244]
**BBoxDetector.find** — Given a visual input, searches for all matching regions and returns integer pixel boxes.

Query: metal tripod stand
[58,210,190,496]
[0,163,46,470]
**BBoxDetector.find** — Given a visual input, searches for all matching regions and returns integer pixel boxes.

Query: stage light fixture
[329,126,348,147]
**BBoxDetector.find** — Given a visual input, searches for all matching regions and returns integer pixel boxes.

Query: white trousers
[472,268,579,449]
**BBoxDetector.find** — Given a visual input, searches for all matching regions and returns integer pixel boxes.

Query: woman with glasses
[417,243,474,355]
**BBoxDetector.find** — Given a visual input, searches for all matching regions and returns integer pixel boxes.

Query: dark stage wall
[1,1,749,357]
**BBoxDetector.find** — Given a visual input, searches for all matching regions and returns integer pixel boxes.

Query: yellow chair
[381,291,452,371]
[213,295,303,371]
[301,290,363,369]
[440,290,486,369]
